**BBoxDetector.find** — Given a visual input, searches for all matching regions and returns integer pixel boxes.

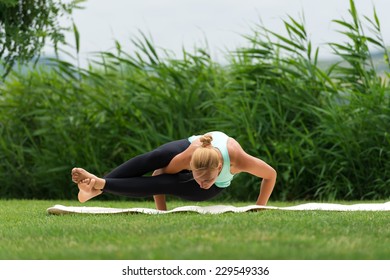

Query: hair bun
[200,134,213,148]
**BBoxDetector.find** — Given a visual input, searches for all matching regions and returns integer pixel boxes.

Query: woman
[72,131,276,210]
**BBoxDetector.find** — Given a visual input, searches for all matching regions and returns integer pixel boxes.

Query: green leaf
[73,21,80,54]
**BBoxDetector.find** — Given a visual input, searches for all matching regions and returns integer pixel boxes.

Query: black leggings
[103,139,224,201]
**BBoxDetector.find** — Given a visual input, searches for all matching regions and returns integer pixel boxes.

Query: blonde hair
[190,134,220,170]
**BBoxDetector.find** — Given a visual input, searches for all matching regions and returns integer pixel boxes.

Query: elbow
[268,167,277,182]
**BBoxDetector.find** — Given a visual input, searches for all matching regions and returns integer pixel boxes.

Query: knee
[148,148,176,165]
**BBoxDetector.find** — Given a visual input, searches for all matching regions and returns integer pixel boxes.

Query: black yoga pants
[102,139,224,201]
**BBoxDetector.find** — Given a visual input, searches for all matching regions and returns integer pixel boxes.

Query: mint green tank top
[188,131,234,188]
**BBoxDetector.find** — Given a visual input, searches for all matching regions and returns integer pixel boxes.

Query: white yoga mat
[47,201,390,215]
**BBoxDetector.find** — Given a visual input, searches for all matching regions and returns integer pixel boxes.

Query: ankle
[94,178,106,190]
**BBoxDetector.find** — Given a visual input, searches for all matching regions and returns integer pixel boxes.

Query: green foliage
[0,0,389,201]
[0,0,18,7]
[0,0,84,78]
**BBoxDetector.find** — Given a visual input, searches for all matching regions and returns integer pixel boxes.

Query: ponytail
[199,134,213,148]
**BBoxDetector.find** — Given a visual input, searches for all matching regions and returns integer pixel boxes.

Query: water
[49,0,390,66]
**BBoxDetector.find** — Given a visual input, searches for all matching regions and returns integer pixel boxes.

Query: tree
[0,0,83,78]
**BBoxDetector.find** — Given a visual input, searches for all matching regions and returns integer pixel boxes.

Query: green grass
[0,199,389,260]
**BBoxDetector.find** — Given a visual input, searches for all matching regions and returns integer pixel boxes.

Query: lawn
[0,200,389,260]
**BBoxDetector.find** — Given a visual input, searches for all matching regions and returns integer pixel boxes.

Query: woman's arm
[151,147,193,210]
[152,169,167,210]
[163,145,193,173]
[231,141,277,206]
[153,194,167,211]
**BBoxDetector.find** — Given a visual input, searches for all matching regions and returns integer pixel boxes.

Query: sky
[49,0,390,66]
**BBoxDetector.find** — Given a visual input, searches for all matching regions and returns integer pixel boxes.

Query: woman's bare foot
[72,167,98,183]
[78,178,104,203]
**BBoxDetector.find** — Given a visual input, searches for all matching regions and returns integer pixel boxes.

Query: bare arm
[256,165,277,206]
[153,194,167,211]
[151,148,193,211]
[232,141,277,206]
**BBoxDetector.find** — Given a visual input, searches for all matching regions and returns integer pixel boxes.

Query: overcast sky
[49,0,390,66]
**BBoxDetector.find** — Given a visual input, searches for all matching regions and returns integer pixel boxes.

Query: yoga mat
[47,201,390,215]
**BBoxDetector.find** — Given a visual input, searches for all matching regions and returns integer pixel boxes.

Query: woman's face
[192,168,220,189]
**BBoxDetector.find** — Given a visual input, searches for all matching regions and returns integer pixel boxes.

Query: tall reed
[0,0,388,201]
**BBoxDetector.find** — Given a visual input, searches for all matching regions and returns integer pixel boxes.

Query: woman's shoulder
[227,136,243,149]
[227,137,246,160]
[184,140,202,157]
[227,138,247,174]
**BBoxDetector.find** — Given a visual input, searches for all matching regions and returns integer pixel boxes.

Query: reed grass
[0,0,389,201]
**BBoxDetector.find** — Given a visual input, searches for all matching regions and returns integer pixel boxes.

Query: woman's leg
[104,139,191,178]
[74,138,224,202]
[102,138,192,194]
[73,139,191,202]
[77,168,225,203]
[72,139,191,183]
[103,172,225,202]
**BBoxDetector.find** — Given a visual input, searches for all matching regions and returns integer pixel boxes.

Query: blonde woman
[72,131,276,210]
